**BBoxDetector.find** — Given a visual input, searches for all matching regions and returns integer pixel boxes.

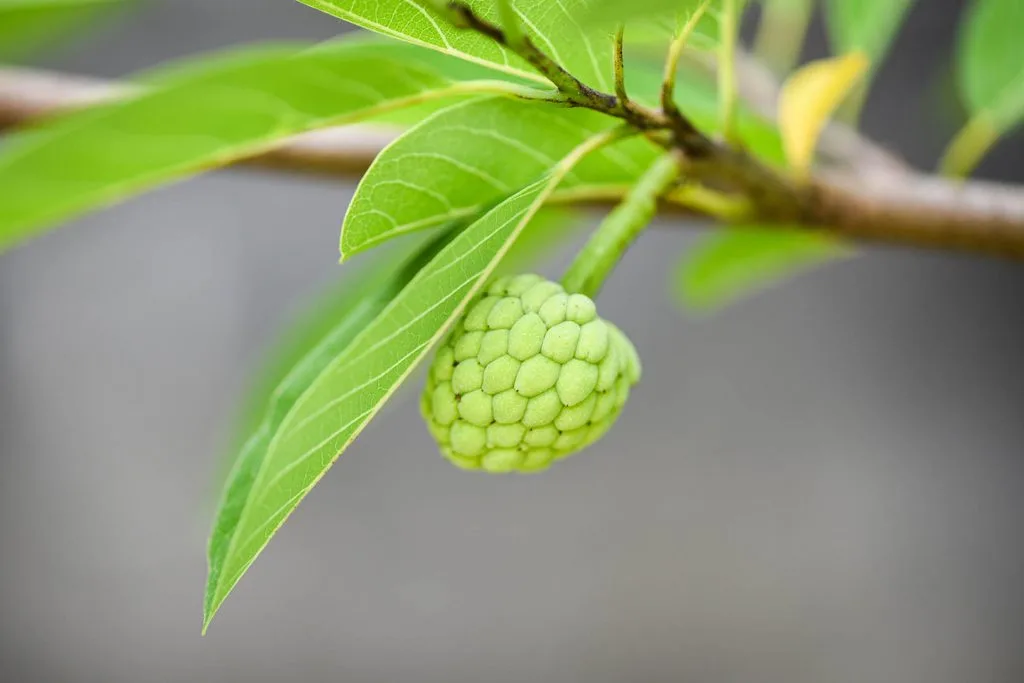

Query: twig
[444,1,620,115]
[441,3,794,214]
[444,0,706,149]
[613,25,628,106]
[3,67,1024,259]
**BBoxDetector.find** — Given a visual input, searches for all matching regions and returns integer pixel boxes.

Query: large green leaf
[0,41,523,253]
[0,0,125,60]
[205,227,458,632]
[297,0,617,92]
[203,146,595,628]
[823,0,915,65]
[957,0,1024,130]
[340,96,660,259]
[675,226,848,310]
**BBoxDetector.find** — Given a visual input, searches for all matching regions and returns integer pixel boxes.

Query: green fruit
[421,274,641,473]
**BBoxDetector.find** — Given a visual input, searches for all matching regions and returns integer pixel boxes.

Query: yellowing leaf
[778,52,868,173]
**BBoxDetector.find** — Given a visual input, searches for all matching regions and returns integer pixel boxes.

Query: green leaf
[203,157,587,630]
[339,96,660,259]
[205,226,458,632]
[216,199,579,557]
[0,0,126,60]
[676,226,848,309]
[956,0,1024,130]
[823,0,915,65]
[297,0,618,92]
[0,41,519,253]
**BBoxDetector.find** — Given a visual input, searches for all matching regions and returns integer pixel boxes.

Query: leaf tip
[201,591,228,635]
[201,604,215,635]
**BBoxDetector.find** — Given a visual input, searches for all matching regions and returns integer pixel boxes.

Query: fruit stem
[561,153,682,298]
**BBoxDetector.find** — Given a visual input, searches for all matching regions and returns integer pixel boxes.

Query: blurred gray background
[2,1,1023,681]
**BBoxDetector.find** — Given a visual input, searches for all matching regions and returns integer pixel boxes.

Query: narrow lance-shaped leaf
[213,203,582,612]
[202,130,621,631]
[340,96,661,259]
[205,226,459,629]
[675,226,849,310]
[0,0,126,60]
[0,40,522,253]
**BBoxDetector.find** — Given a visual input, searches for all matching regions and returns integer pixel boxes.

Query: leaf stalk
[561,152,683,297]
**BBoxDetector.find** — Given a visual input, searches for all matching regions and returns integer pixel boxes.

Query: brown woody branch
[3,66,1024,260]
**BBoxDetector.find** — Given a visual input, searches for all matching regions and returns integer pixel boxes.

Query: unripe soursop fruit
[421,274,641,473]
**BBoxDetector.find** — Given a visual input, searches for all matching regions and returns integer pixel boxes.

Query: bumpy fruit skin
[421,274,641,473]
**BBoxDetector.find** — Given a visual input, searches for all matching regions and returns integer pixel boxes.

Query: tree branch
[3,66,1024,260]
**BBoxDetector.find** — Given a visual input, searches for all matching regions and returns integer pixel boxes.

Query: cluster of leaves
[1,0,1023,631]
